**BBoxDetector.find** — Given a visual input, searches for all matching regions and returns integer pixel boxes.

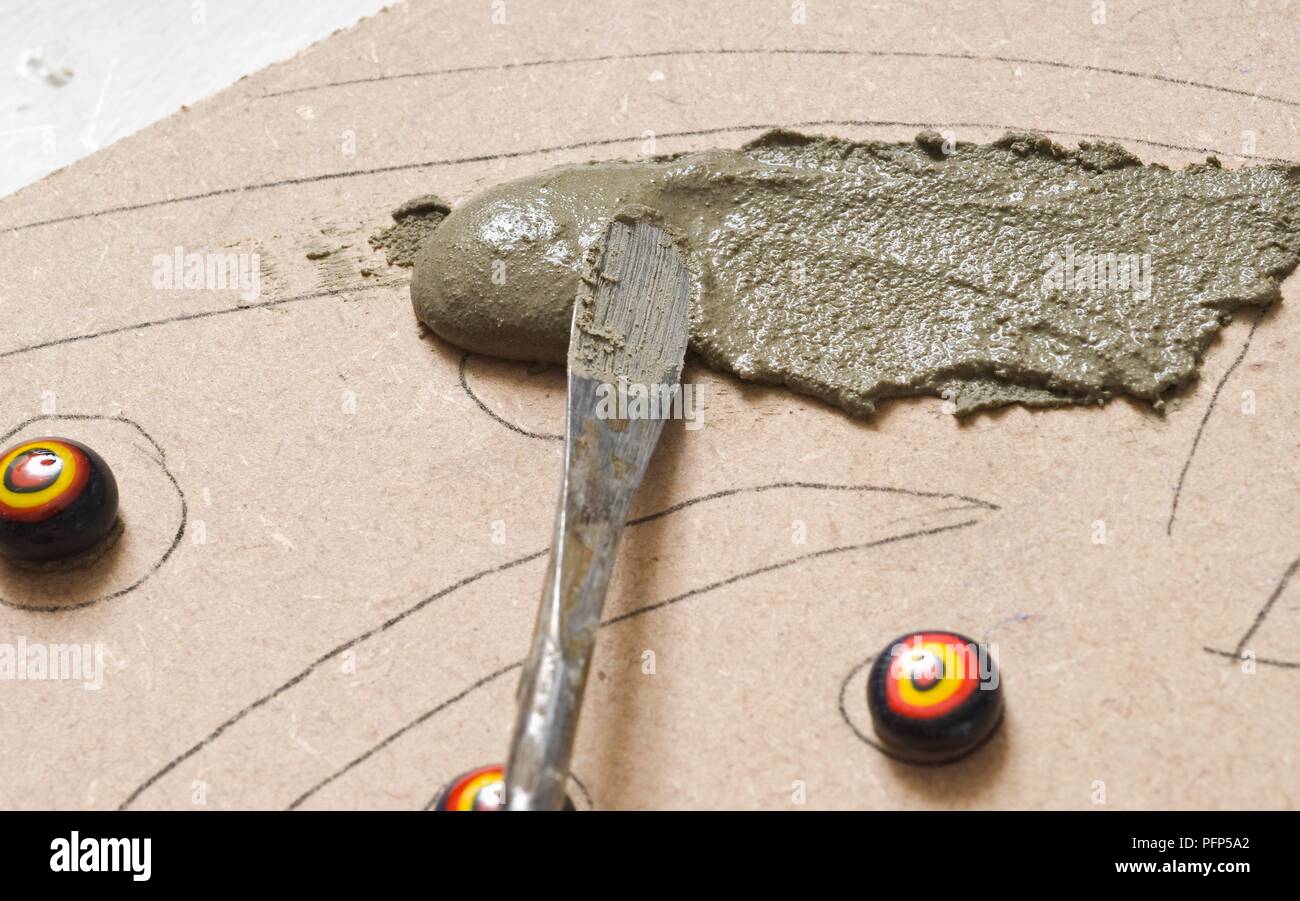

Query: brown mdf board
[0,0,1297,811]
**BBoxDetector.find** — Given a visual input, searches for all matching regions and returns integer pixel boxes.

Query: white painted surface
[0,0,391,198]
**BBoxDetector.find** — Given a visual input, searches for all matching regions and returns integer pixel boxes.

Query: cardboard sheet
[0,0,1297,810]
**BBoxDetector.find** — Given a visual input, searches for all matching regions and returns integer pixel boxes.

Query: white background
[0,0,391,198]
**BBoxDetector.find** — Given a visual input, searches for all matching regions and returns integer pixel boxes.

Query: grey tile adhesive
[386,129,1300,416]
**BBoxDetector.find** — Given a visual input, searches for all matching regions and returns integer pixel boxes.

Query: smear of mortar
[406,130,1300,416]
[369,194,451,268]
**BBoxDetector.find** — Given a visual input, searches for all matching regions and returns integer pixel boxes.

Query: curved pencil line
[115,551,546,810]
[1200,550,1300,671]
[6,120,1293,235]
[0,413,166,458]
[0,281,403,364]
[458,352,563,442]
[1202,647,1300,670]
[1233,552,1300,656]
[630,481,999,524]
[284,659,523,811]
[0,414,187,613]
[290,664,509,809]
[600,519,980,628]
[566,772,594,811]
[456,349,1003,513]
[120,486,994,809]
[836,656,893,757]
[1166,304,1270,536]
[260,46,1300,111]
[286,518,983,808]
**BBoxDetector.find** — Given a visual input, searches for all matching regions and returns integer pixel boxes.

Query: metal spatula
[504,217,692,810]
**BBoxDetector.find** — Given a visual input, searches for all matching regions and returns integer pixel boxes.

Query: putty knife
[504,217,691,810]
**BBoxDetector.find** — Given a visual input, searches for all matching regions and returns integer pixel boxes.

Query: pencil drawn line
[601,519,980,628]
[287,517,984,809]
[0,281,404,364]
[458,352,563,441]
[625,483,996,522]
[115,548,549,810]
[1202,648,1300,670]
[1201,551,1300,670]
[1166,304,1270,536]
[0,414,186,612]
[119,486,995,809]
[6,121,1292,235]
[464,346,1005,514]
[1232,552,1300,656]
[289,661,523,810]
[567,772,594,811]
[259,47,1300,112]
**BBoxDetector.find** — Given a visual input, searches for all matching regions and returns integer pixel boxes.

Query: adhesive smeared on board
[370,194,451,268]
[409,130,1300,416]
